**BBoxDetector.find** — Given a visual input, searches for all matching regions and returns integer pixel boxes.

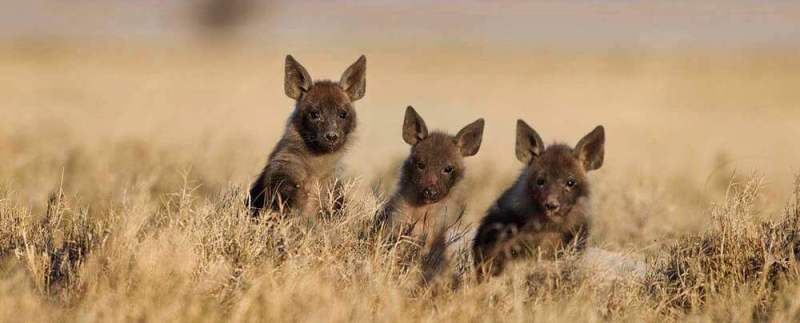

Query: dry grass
[1,43,800,322]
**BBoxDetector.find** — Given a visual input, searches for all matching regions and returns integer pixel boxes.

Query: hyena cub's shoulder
[249,55,367,218]
[473,120,605,278]
[374,106,484,285]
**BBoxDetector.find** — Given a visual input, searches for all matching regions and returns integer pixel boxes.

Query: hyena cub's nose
[544,200,560,212]
[423,187,440,200]
[324,132,340,143]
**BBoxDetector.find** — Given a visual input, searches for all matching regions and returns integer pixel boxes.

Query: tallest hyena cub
[249,55,366,218]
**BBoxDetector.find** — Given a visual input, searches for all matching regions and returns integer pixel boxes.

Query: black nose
[324,132,340,143]
[423,188,439,200]
[544,201,560,211]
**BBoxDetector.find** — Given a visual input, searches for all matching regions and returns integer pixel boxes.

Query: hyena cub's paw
[270,176,303,209]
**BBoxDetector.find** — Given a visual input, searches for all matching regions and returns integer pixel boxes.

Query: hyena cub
[374,106,484,284]
[473,120,605,278]
[249,55,366,218]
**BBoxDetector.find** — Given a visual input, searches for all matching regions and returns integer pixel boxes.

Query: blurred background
[1,1,799,238]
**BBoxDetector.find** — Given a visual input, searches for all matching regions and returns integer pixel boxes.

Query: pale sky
[1,0,799,48]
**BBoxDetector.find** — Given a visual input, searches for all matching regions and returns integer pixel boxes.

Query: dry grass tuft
[649,175,800,319]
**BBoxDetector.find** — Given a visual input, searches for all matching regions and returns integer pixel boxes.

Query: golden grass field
[1,42,800,322]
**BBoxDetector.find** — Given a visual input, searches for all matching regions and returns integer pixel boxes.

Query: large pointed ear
[575,126,605,171]
[515,120,544,164]
[402,106,428,146]
[340,55,366,101]
[455,118,485,157]
[284,55,312,100]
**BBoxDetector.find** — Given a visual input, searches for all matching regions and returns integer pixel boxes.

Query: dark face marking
[514,121,605,219]
[525,145,588,219]
[283,55,366,155]
[402,133,466,205]
[292,82,356,154]
[399,106,484,206]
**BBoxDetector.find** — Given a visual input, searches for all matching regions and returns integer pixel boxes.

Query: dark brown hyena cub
[473,120,605,279]
[374,106,484,284]
[248,55,366,219]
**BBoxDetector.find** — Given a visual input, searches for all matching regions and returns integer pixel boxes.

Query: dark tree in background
[195,0,268,38]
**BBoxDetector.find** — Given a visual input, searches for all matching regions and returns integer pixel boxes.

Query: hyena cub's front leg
[249,164,307,216]
[473,221,518,279]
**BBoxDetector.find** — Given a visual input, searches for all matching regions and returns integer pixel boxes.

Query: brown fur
[248,55,366,219]
[473,120,605,279]
[374,106,484,285]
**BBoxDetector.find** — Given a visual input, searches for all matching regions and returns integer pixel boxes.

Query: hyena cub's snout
[322,131,340,145]
[543,196,561,213]
[536,186,570,216]
[418,171,446,203]
[401,106,484,205]
[534,184,574,218]
[422,186,440,202]
[416,163,453,203]
[308,107,348,148]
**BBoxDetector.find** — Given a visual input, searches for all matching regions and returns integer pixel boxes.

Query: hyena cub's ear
[285,55,312,100]
[515,119,544,164]
[575,126,605,171]
[402,106,429,146]
[455,119,485,157]
[340,55,367,101]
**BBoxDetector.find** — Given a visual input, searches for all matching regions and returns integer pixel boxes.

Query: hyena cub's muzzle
[322,131,340,145]
[543,196,561,214]
[422,186,440,202]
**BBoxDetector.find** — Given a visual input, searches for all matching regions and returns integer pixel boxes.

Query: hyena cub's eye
[566,179,577,188]
[338,111,348,119]
[416,162,426,170]
[308,111,321,121]
[536,178,546,186]
[442,166,455,174]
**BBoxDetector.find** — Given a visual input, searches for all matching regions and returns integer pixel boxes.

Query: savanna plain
[1,43,800,322]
